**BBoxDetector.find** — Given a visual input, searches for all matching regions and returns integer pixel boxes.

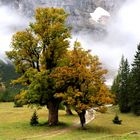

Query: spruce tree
[112,114,122,124]
[130,44,140,115]
[111,74,121,104]
[112,56,130,113]
[30,110,39,126]
[120,57,130,112]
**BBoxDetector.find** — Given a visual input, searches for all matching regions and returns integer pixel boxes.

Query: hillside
[0,60,21,101]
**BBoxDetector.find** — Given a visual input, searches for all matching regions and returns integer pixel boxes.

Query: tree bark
[65,104,73,115]
[78,110,86,128]
[47,100,60,126]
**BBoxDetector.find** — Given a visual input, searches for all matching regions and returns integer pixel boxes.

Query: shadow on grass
[76,124,112,134]
[37,121,70,128]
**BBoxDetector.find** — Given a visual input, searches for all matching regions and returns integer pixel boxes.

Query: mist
[0,5,30,54]
[0,0,140,85]
[73,0,140,85]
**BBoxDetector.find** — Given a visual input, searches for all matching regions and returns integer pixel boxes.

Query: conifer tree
[130,44,140,115]
[30,110,39,126]
[111,74,121,104]
[112,114,122,124]
[119,57,130,112]
[112,56,130,113]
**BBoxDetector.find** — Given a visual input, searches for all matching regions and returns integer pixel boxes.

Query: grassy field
[0,103,140,140]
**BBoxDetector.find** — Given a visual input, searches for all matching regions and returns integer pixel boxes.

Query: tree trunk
[65,104,73,115]
[47,100,59,126]
[78,110,86,128]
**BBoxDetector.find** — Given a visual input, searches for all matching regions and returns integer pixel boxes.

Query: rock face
[0,0,125,32]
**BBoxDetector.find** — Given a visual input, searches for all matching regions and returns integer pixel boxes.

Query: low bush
[30,110,39,126]
[113,114,122,124]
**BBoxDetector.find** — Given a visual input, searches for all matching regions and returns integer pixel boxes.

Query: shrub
[113,114,122,124]
[14,100,23,107]
[30,110,39,126]
[14,94,23,107]
[0,90,13,102]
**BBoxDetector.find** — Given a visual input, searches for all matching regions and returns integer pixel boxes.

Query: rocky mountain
[0,0,126,32]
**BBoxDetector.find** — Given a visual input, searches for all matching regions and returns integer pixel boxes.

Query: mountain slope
[0,60,21,101]
[0,0,125,31]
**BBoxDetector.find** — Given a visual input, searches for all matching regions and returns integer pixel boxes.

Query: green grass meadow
[0,102,140,140]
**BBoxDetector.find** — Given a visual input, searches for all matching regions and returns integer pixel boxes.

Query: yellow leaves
[12,76,27,86]
[14,90,28,105]
[67,97,75,105]
[0,83,5,92]
[54,42,112,113]
[40,64,46,71]
[35,8,67,24]
[6,6,112,114]
[11,31,37,50]
[20,90,28,98]
[74,91,83,97]
[54,92,64,99]
[33,7,70,43]
[14,94,20,100]
[89,96,96,103]
[74,40,81,48]
[75,102,89,113]
[94,84,114,105]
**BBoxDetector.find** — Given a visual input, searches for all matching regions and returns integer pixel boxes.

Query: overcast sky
[73,0,140,85]
[0,5,29,53]
[0,0,140,85]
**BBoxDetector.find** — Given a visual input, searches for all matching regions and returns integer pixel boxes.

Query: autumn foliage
[52,42,113,127]
[6,7,113,127]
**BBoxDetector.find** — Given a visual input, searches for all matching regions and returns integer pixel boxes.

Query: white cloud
[73,0,140,85]
[0,6,30,54]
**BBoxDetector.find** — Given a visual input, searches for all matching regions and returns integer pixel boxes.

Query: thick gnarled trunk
[78,110,86,128]
[47,100,60,126]
[65,104,73,115]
